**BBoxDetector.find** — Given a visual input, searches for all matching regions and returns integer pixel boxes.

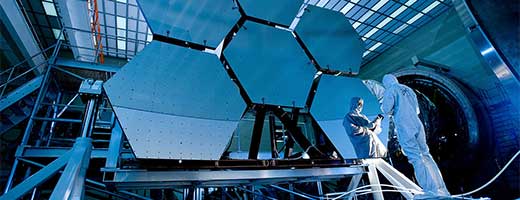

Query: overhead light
[316,0,330,7]
[352,0,389,29]
[368,42,382,51]
[363,51,371,57]
[393,24,408,34]
[52,28,64,40]
[117,39,126,50]
[116,16,126,29]
[406,13,424,25]
[422,1,441,13]
[42,1,58,16]
[362,0,418,39]
[339,0,360,14]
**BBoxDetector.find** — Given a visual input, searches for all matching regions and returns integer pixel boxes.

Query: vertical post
[49,137,93,200]
[367,165,384,200]
[288,184,294,200]
[105,122,123,169]
[347,174,362,200]
[47,91,62,146]
[248,106,266,159]
[316,181,323,196]
[268,113,278,158]
[80,98,98,138]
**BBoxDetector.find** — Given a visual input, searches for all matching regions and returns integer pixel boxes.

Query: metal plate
[310,75,385,158]
[224,21,316,108]
[138,0,240,47]
[104,41,246,160]
[114,107,239,160]
[238,0,303,26]
[296,6,364,73]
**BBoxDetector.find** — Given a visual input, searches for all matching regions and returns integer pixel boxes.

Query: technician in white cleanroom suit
[381,74,450,196]
[343,97,387,158]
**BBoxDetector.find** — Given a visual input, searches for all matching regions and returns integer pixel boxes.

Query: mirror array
[105,0,381,160]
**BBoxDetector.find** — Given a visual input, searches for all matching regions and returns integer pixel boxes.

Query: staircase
[0,49,51,135]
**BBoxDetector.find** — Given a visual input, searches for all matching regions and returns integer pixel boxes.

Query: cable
[452,149,520,197]
[327,184,423,200]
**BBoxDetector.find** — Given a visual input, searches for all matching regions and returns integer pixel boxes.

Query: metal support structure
[4,39,62,194]
[80,98,98,138]
[268,113,278,158]
[367,164,384,200]
[248,106,266,159]
[105,122,123,169]
[272,107,322,158]
[316,181,323,196]
[0,152,71,200]
[363,159,422,199]
[346,174,362,200]
[49,138,93,200]
[48,79,101,199]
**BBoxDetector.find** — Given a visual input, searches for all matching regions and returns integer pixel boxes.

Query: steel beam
[0,75,42,114]
[0,0,46,72]
[0,152,71,200]
[346,174,362,200]
[248,106,266,159]
[105,122,123,169]
[364,158,422,199]
[268,113,278,158]
[55,58,120,73]
[55,0,96,62]
[21,147,108,158]
[367,164,384,200]
[106,166,365,189]
[50,138,93,200]
[272,107,322,158]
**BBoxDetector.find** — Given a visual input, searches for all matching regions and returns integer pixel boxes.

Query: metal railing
[0,29,65,100]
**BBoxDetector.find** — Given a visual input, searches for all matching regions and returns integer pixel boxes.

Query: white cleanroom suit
[343,97,387,158]
[381,74,450,196]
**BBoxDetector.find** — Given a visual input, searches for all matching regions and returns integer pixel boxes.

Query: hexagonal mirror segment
[139,0,240,47]
[296,6,364,73]
[224,21,316,108]
[104,41,246,160]
[310,75,385,159]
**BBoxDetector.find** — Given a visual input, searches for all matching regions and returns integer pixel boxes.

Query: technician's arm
[382,89,395,115]
[350,123,369,136]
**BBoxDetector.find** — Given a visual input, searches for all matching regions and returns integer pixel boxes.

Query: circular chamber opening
[390,69,480,193]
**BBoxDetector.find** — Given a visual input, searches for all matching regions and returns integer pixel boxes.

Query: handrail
[0,28,64,100]
[0,43,56,76]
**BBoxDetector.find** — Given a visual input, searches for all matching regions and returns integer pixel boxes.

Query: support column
[367,164,384,200]
[49,138,92,200]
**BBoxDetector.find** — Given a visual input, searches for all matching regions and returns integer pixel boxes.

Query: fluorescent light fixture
[339,0,360,14]
[422,1,441,13]
[363,51,371,57]
[316,0,330,7]
[407,13,424,24]
[393,24,408,34]
[52,28,64,40]
[362,0,418,39]
[352,0,388,29]
[363,28,379,38]
[117,39,126,50]
[368,42,382,51]
[117,16,126,29]
[117,29,125,37]
[372,0,389,11]
[42,1,58,16]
